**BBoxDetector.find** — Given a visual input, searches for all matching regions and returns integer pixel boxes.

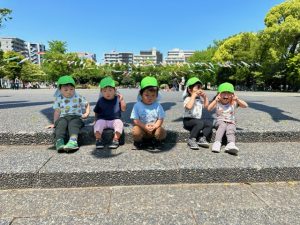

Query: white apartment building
[133,48,163,64]
[104,51,133,64]
[165,48,195,64]
[0,37,27,56]
[27,42,46,65]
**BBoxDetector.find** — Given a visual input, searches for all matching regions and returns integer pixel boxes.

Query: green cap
[140,76,158,89]
[218,82,234,93]
[99,77,115,88]
[57,75,75,86]
[186,77,202,87]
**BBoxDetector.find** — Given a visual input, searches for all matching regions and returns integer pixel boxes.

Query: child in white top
[208,82,248,155]
[183,77,213,150]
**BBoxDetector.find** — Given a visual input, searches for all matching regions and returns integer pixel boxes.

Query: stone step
[1,182,299,225]
[1,126,300,145]
[0,142,299,189]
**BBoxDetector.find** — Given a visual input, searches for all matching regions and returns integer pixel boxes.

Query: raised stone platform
[1,142,299,189]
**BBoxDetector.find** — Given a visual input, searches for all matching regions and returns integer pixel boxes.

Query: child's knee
[132,126,144,141]
[154,127,167,141]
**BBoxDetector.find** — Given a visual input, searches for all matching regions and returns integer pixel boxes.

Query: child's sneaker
[55,139,65,152]
[188,138,199,150]
[212,141,221,153]
[197,136,210,148]
[133,141,143,150]
[96,139,105,149]
[108,140,119,149]
[64,140,79,152]
[152,139,164,150]
[224,142,239,155]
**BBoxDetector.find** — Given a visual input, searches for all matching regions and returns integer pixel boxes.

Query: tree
[20,62,46,82]
[212,33,260,86]
[286,53,300,90]
[48,40,67,54]
[2,51,24,80]
[188,44,218,63]
[0,8,12,28]
[258,0,300,90]
[42,40,81,81]
[213,32,259,63]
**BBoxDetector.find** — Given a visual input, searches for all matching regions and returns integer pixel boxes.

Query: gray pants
[215,121,236,143]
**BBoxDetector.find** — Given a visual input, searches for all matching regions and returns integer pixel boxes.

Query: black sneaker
[96,139,104,149]
[197,136,210,148]
[188,138,199,150]
[108,140,119,149]
[152,139,164,150]
[133,141,143,150]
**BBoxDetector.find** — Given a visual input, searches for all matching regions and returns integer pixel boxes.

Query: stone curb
[1,128,300,145]
[1,166,300,190]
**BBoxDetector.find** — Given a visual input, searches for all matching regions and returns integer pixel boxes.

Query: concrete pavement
[1,182,299,224]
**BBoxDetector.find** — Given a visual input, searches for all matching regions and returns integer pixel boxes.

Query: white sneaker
[225,142,239,155]
[212,141,221,153]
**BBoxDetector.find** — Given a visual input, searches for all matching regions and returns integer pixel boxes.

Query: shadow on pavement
[248,101,300,122]
[0,100,53,109]
[91,148,123,158]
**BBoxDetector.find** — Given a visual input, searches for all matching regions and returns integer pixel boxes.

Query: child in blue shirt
[130,76,166,148]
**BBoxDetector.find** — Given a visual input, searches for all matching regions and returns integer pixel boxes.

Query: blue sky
[1,0,285,61]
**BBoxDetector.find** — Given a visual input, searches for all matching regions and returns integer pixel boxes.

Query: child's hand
[145,123,155,133]
[215,94,221,102]
[81,112,89,119]
[191,90,199,98]
[232,94,238,101]
[45,124,55,129]
[198,90,206,98]
[118,93,124,101]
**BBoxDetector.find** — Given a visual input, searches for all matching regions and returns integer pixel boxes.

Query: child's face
[188,84,202,95]
[141,89,157,105]
[101,86,116,100]
[60,85,75,98]
[219,92,233,104]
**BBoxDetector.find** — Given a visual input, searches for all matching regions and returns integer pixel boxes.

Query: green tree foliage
[42,40,81,81]
[287,53,300,90]
[188,44,217,63]
[259,0,300,89]
[48,40,67,54]
[0,8,12,28]
[20,62,46,82]
[2,51,24,80]
[213,32,259,63]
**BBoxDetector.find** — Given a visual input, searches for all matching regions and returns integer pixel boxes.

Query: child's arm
[82,102,90,119]
[199,91,209,109]
[233,95,248,108]
[133,119,146,131]
[207,94,220,111]
[53,109,60,123]
[184,91,198,110]
[118,93,126,112]
[154,119,164,129]
[46,109,60,128]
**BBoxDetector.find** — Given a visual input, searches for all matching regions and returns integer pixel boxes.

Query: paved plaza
[1,88,300,224]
